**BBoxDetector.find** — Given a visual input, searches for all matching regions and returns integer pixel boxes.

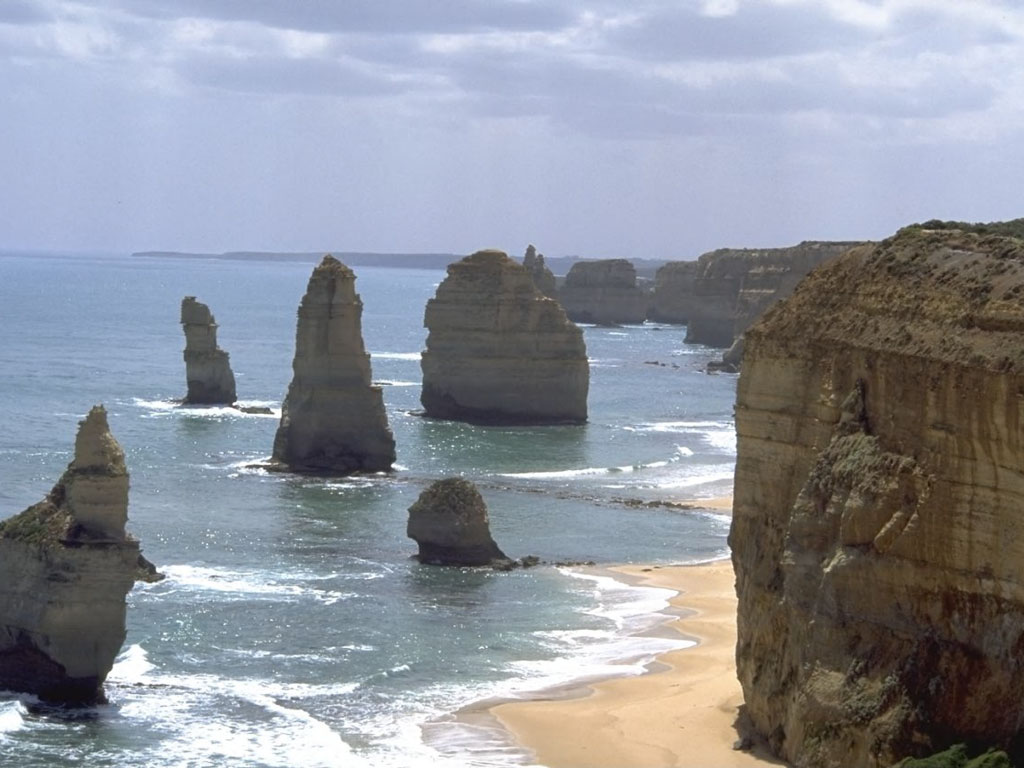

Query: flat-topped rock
[648,261,698,324]
[731,226,1024,766]
[0,406,146,704]
[407,478,510,566]
[558,259,649,325]
[271,255,396,473]
[181,296,237,404]
[421,250,588,425]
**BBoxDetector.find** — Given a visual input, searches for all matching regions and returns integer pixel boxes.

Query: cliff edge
[731,227,1024,766]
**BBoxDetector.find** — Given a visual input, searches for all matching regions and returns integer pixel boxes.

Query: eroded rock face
[522,244,557,298]
[181,297,237,404]
[407,478,509,566]
[730,227,1024,767]
[0,406,143,704]
[421,250,588,425]
[271,255,396,473]
[686,242,858,347]
[558,259,649,325]
[649,261,697,324]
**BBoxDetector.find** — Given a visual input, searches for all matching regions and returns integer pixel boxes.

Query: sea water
[0,252,737,767]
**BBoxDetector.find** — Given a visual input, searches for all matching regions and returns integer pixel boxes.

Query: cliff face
[730,228,1024,767]
[421,250,589,425]
[522,244,557,298]
[0,406,140,704]
[558,259,649,325]
[649,260,697,324]
[181,296,237,404]
[272,255,396,473]
[686,242,857,347]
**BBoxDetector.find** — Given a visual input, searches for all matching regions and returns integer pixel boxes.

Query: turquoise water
[0,253,736,767]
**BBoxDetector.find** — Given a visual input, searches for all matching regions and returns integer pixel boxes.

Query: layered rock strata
[0,406,143,704]
[421,250,588,425]
[558,259,649,325]
[181,296,237,404]
[730,227,1024,767]
[522,244,557,298]
[407,478,510,566]
[685,241,858,347]
[648,260,697,324]
[272,255,396,473]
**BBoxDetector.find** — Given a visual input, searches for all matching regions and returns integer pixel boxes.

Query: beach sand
[491,497,786,768]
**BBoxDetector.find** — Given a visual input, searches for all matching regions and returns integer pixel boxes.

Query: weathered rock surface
[407,478,509,566]
[271,255,396,473]
[181,296,237,404]
[522,244,557,298]
[0,406,144,704]
[558,259,649,325]
[421,250,588,425]
[685,241,858,347]
[730,227,1024,767]
[648,260,698,324]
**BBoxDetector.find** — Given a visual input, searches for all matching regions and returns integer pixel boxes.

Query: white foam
[111,644,154,682]
[372,352,421,361]
[0,701,26,739]
[159,565,354,605]
[373,380,419,387]
[131,398,281,420]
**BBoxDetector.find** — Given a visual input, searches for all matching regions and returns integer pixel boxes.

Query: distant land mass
[131,250,673,278]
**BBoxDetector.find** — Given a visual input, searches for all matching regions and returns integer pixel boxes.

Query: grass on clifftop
[903,218,1024,240]
[0,497,72,546]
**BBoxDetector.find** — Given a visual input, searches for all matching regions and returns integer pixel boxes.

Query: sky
[1,0,1023,260]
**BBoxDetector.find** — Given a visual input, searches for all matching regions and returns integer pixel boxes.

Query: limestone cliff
[686,241,857,347]
[558,259,649,325]
[522,244,557,298]
[407,478,509,566]
[648,260,697,324]
[730,227,1024,767]
[0,406,142,704]
[181,296,237,404]
[271,255,396,473]
[421,250,588,425]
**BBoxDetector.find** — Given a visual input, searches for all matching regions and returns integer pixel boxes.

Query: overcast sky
[1,0,1022,259]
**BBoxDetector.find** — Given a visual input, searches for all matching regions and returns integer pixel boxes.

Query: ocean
[0,252,737,767]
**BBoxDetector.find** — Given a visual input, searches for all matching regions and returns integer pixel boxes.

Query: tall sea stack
[271,255,396,474]
[0,406,144,704]
[421,249,588,425]
[181,296,237,404]
[522,244,557,298]
[731,226,1024,766]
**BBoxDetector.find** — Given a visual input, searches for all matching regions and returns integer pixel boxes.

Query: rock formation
[522,244,557,298]
[407,478,509,566]
[558,259,649,325]
[421,250,588,425]
[271,255,396,473]
[181,296,237,404]
[730,226,1024,767]
[648,260,698,324]
[0,406,145,704]
[685,241,858,348]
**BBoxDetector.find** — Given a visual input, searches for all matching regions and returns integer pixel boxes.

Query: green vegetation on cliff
[904,218,1024,240]
[894,744,1013,768]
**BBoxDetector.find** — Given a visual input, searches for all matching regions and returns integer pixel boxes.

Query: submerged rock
[558,259,649,325]
[407,478,509,566]
[0,406,150,704]
[522,244,557,298]
[181,296,237,404]
[271,255,396,474]
[731,226,1024,766]
[421,250,588,425]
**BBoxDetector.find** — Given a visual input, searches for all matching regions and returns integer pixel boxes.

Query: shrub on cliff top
[894,744,1014,768]
[904,218,1024,240]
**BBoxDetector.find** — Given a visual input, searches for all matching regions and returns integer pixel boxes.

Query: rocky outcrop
[685,241,858,348]
[407,477,509,566]
[558,259,649,325]
[421,250,588,425]
[648,261,697,324]
[271,255,396,473]
[730,227,1024,767]
[181,297,237,404]
[0,406,144,704]
[522,244,557,298]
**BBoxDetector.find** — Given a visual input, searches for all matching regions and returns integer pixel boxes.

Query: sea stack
[522,244,557,298]
[731,225,1024,766]
[648,260,698,324]
[558,259,649,325]
[421,249,589,425]
[0,406,144,704]
[181,296,237,404]
[271,255,396,474]
[407,478,509,566]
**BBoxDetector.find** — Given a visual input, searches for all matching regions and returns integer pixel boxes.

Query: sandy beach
[492,497,786,768]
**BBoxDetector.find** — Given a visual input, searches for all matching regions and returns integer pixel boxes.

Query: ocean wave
[130,398,281,420]
[625,420,736,453]
[0,701,27,740]
[371,352,421,361]
[373,380,419,387]
[499,459,677,481]
[156,565,355,605]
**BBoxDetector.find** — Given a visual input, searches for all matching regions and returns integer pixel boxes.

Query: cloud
[0,0,51,26]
